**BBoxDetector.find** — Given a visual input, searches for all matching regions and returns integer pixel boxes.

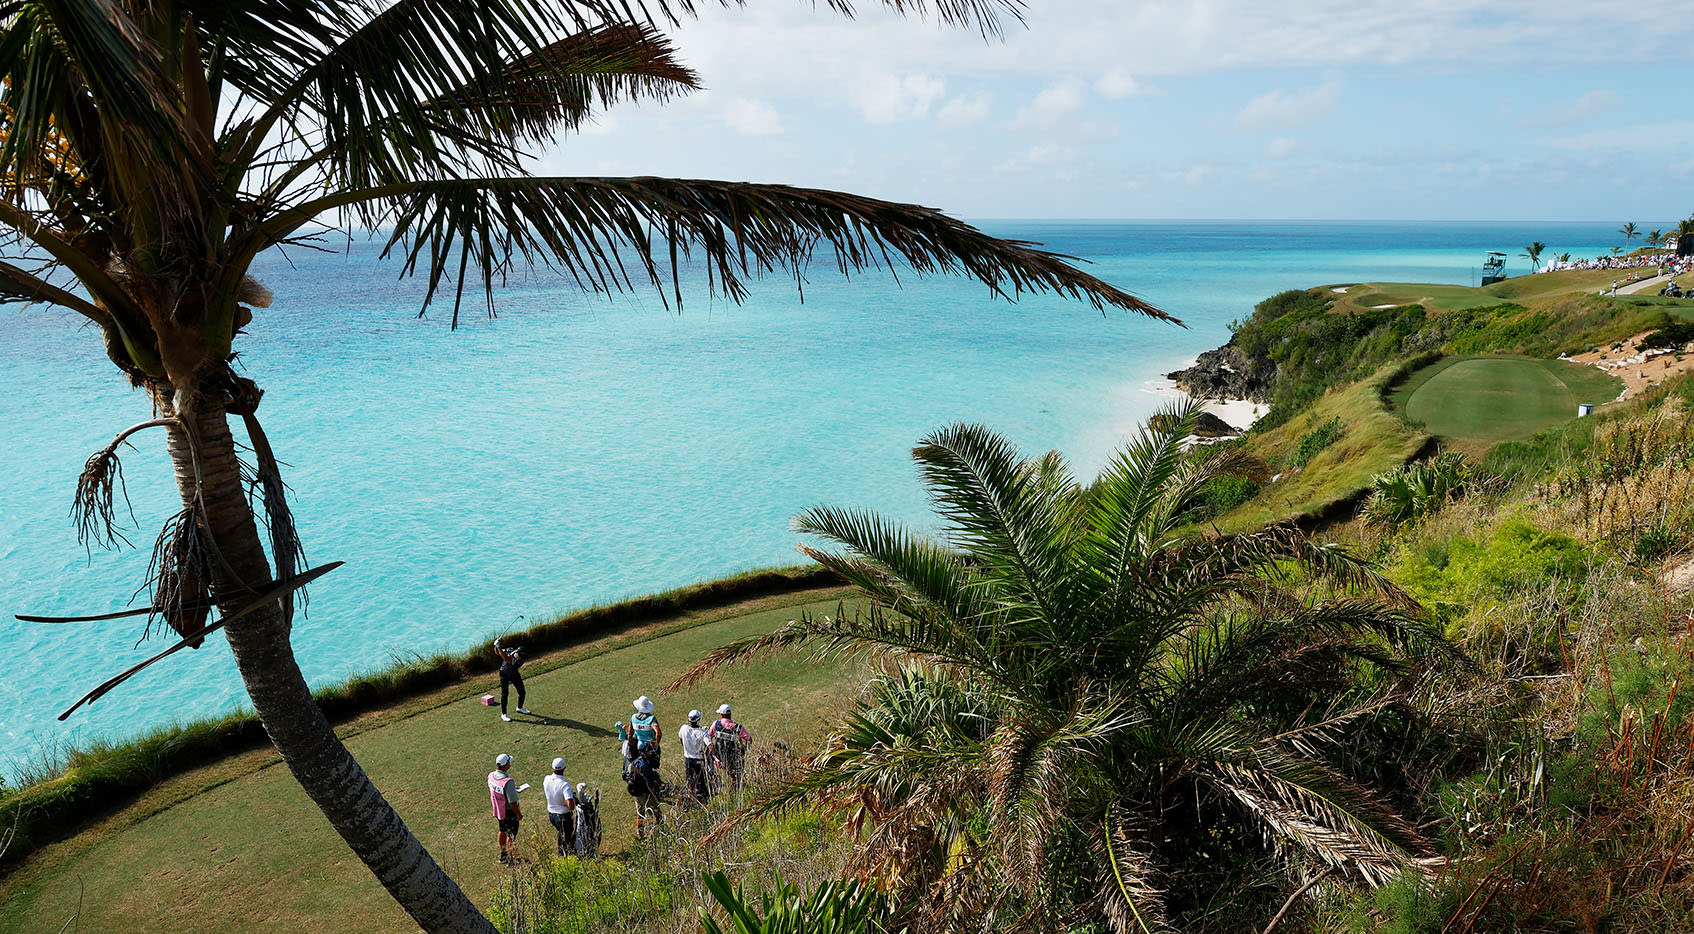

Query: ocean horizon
[0,218,1642,776]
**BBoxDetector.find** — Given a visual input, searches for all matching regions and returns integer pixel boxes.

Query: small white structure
[1578,403,1595,417]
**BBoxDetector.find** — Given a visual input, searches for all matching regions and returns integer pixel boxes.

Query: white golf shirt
[542,772,576,815]
[679,722,711,760]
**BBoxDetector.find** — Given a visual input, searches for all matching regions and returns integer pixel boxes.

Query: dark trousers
[685,757,711,803]
[548,811,576,856]
[500,670,525,714]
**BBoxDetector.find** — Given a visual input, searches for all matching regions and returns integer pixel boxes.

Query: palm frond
[792,506,995,628]
[911,423,1081,630]
[416,23,699,146]
[666,601,1012,692]
[354,176,1171,325]
[1079,398,1249,616]
[1099,813,1170,933]
[0,0,188,178]
[1204,755,1427,886]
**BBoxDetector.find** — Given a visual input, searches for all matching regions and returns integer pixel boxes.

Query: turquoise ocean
[0,220,1630,775]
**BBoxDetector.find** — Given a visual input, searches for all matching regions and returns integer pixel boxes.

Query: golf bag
[575,791,601,858]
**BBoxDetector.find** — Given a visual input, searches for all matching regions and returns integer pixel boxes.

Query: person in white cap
[542,757,577,856]
[487,752,523,865]
[678,709,713,805]
[710,703,753,793]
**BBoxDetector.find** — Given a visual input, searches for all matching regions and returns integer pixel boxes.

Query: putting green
[0,590,862,934]
[1391,355,1621,445]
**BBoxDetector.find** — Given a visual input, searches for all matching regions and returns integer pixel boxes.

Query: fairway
[0,590,862,934]
[1390,355,1621,445]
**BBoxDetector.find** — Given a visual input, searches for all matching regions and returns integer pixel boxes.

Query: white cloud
[937,93,992,127]
[721,98,783,136]
[1543,119,1694,152]
[657,1,1694,107]
[1161,164,1213,187]
[1519,89,1617,128]
[1267,137,1299,158]
[1234,82,1340,131]
[852,74,946,123]
[1095,68,1148,99]
[1014,81,1087,129]
[996,143,1074,172]
[576,115,618,137]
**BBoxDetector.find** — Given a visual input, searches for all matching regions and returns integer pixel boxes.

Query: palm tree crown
[1621,221,1639,251]
[1522,241,1546,270]
[678,402,1448,932]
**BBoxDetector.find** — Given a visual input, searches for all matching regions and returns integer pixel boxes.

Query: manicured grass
[0,591,862,934]
[1389,355,1622,447]
[1216,363,1429,531]
[1341,282,1504,312]
[1330,270,1656,316]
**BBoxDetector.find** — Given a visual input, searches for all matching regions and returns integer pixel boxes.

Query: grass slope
[1217,363,1428,530]
[0,591,860,934]
[1331,269,1655,315]
[1390,355,1622,447]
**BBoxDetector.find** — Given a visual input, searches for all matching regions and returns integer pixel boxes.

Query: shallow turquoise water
[0,220,1624,774]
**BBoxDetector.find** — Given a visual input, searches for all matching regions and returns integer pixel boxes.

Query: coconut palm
[0,2,1169,931]
[1650,229,1666,250]
[676,402,1446,931]
[1621,221,1640,252]
[1521,241,1546,270]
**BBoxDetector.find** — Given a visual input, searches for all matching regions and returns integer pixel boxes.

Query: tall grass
[491,741,858,934]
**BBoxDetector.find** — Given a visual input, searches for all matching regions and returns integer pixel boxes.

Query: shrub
[1362,452,1470,527]
[1178,473,1261,524]
[1638,321,1694,351]
[1322,871,1460,934]
[1387,518,1591,652]
[697,871,888,934]
[1288,416,1346,468]
[491,856,674,934]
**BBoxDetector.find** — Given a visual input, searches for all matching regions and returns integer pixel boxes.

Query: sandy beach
[1144,360,1269,433]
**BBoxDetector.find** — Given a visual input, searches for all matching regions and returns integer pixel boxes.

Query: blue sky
[538,0,1694,222]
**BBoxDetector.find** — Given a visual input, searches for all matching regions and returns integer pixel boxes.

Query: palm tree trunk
[163,396,496,934]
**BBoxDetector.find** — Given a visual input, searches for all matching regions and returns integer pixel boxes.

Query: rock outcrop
[1167,345,1275,403]
[1150,410,1243,438]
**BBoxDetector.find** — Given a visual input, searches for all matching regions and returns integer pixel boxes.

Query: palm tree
[0,3,1168,931]
[1522,241,1546,270]
[1621,221,1640,252]
[1650,229,1665,251]
[676,402,1446,931]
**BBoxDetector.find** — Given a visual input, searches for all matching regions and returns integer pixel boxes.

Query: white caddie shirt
[679,723,711,760]
[542,773,576,815]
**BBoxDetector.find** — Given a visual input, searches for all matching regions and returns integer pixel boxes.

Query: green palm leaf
[695,413,1447,929]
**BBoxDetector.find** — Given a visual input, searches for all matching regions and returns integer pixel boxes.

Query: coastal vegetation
[672,405,1448,930]
[0,2,1168,931]
[15,259,1694,931]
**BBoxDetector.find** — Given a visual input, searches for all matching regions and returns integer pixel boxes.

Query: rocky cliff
[1166,344,1275,403]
